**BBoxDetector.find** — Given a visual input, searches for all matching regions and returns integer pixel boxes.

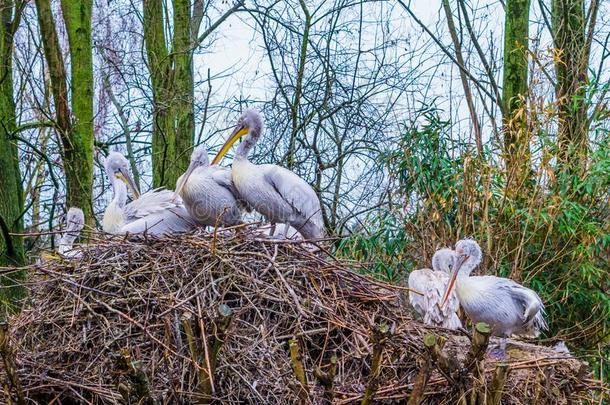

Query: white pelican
[211,109,325,239]
[442,239,547,359]
[103,152,194,235]
[57,207,85,259]
[174,144,245,227]
[408,248,462,329]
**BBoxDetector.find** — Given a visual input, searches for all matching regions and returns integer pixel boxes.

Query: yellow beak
[211,125,250,165]
[116,170,140,199]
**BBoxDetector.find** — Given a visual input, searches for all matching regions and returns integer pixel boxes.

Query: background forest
[0,0,608,382]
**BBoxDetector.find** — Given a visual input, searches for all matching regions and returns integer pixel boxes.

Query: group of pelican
[54,110,549,357]
[408,239,547,359]
[57,109,325,257]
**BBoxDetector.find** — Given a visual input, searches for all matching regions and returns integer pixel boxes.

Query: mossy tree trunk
[143,0,243,188]
[143,0,193,189]
[35,0,94,224]
[552,0,597,177]
[0,0,26,315]
[60,0,95,222]
[502,0,532,194]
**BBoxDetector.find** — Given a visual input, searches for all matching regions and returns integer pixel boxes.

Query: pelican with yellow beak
[212,109,325,239]
[103,152,194,235]
[442,239,547,359]
[174,144,246,227]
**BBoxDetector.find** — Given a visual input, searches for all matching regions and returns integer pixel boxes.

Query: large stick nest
[1,230,603,404]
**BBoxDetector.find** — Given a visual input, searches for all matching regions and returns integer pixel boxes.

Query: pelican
[103,152,194,235]
[174,144,245,227]
[211,109,325,239]
[57,207,85,259]
[442,239,547,359]
[408,248,462,329]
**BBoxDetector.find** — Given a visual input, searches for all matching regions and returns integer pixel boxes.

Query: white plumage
[443,239,547,359]
[57,207,85,259]
[212,109,325,240]
[175,144,245,227]
[102,152,195,236]
[408,248,462,329]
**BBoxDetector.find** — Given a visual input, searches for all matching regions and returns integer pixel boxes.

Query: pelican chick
[57,207,85,259]
[442,239,547,359]
[174,144,245,227]
[103,152,194,235]
[212,109,325,239]
[408,248,462,329]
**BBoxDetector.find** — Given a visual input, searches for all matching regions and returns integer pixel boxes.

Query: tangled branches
[0,230,603,403]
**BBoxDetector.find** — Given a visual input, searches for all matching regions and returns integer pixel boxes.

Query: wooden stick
[119,348,152,404]
[361,323,391,405]
[313,353,337,403]
[426,334,457,384]
[465,322,491,405]
[407,334,434,405]
[0,323,25,405]
[289,337,309,402]
[201,304,233,403]
[465,322,491,371]
[488,363,510,405]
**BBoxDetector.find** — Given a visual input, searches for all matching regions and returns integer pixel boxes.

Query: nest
[0,229,604,404]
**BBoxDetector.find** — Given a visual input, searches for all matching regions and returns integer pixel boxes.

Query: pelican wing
[211,167,252,212]
[123,188,182,222]
[121,206,194,236]
[497,280,547,336]
[408,269,461,329]
[263,165,323,228]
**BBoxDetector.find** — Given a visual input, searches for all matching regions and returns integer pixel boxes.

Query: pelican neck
[112,178,128,208]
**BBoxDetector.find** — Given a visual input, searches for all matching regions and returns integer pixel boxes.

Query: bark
[143,0,173,188]
[552,0,595,176]
[60,0,94,219]
[143,1,243,188]
[0,0,25,312]
[35,0,94,224]
[502,0,533,193]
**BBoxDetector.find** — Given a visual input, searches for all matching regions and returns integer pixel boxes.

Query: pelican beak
[211,124,249,165]
[441,254,469,307]
[117,168,140,199]
[174,162,197,200]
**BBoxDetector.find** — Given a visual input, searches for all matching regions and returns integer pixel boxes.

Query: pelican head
[105,152,140,198]
[441,238,483,306]
[454,238,482,275]
[212,108,264,165]
[431,248,456,274]
[175,144,210,198]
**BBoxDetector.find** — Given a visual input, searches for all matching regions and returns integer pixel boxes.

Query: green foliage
[336,106,610,381]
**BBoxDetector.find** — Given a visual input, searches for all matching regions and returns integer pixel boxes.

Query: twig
[289,337,309,402]
[361,323,391,405]
[0,323,25,405]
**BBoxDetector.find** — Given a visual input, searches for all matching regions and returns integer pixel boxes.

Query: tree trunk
[0,0,26,314]
[143,0,194,189]
[143,0,173,188]
[35,0,94,224]
[502,0,532,193]
[143,1,242,188]
[171,0,194,187]
[552,0,594,176]
[60,0,94,221]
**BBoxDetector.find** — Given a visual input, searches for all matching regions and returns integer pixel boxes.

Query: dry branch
[0,230,601,404]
